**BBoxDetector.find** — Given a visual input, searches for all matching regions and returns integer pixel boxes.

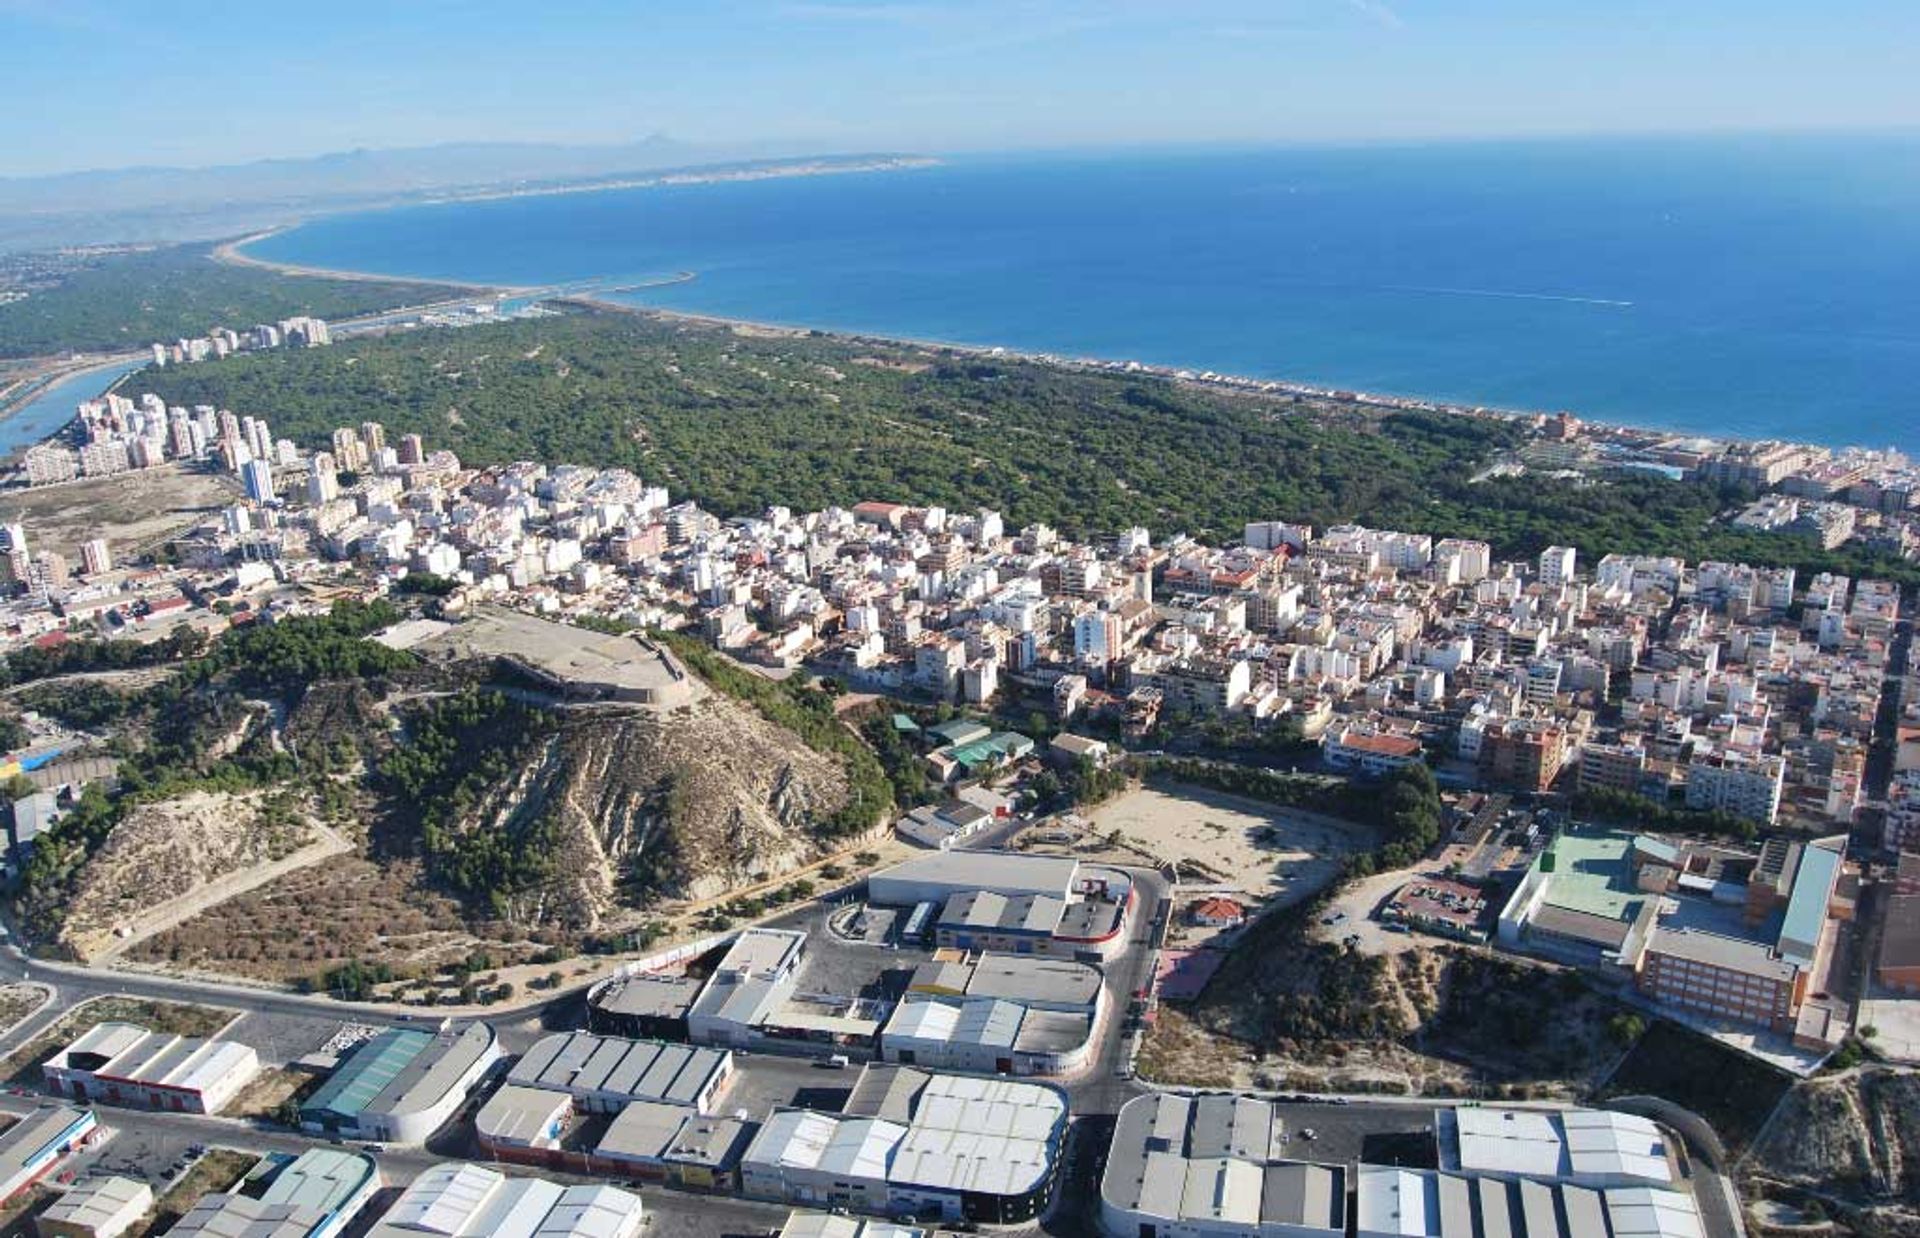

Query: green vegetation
[653,631,893,837]
[378,688,557,917]
[1573,786,1759,842]
[0,243,463,358]
[129,308,1920,585]
[1602,1017,1793,1152]
[0,627,206,689]
[13,601,415,937]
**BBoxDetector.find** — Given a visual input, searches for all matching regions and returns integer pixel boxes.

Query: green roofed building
[1496,826,1657,968]
[300,1023,499,1144]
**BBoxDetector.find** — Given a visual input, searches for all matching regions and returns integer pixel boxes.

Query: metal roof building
[170,1148,379,1238]
[742,1065,1067,1225]
[473,1084,573,1153]
[35,1174,151,1238]
[507,1032,733,1115]
[868,853,1079,907]
[43,1022,260,1116]
[0,1104,98,1206]
[364,1162,646,1238]
[879,997,1094,1076]
[1099,1093,1343,1238]
[299,1024,499,1143]
[1353,1166,1702,1238]
[1437,1107,1675,1189]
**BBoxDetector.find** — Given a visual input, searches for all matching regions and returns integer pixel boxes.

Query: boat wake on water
[1384,284,1635,308]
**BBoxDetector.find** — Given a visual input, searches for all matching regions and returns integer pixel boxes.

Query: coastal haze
[246,138,1920,454]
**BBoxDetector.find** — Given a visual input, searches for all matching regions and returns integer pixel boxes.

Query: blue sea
[250,137,1920,455]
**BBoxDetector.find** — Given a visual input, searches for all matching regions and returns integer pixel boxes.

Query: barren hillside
[1748,1068,1920,1230]
[57,787,329,960]
[428,695,856,928]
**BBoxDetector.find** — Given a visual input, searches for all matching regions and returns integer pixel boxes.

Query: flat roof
[596,971,704,1019]
[962,955,1103,1008]
[1779,839,1842,964]
[869,852,1078,902]
[1537,827,1646,924]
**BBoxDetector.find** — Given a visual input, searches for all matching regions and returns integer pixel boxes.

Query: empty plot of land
[0,463,236,559]
[1088,784,1373,906]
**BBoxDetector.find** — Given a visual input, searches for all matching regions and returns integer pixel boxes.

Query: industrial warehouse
[167,1147,380,1238]
[505,1032,733,1114]
[1099,1093,1348,1238]
[741,1064,1068,1224]
[364,1162,648,1238]
[299,1023,499,1143]
[41,1022,259,1115]
[1101,1096,1708,1238]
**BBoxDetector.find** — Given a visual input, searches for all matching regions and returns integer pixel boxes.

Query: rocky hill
[1748,1067,1920,1231]
[419,693,857,928]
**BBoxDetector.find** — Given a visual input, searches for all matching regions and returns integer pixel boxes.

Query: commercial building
[507,1032,733,1115]
[878,996,1095,1076]
[170,1148,379,1238]
[364,1162,645,1238]
[1436,1108,1675,1189]
[474,1084,574,1158]
[299,1023,499,1143]
[587,968,706,1041]
[42,1022,259,1115]
[0,1105,99,1205]
[34,1175,151,1238]
[868,853,1080,907]
[687,928,809,1048]
[741,1065,1067,1224]
[1877,893,1920,992]
[590,1100,756,1190]
[778,1212,926,1238]
[906,954,1105,1013]
[1099,1092,1346,1238]
[1353,1166,1703,1238]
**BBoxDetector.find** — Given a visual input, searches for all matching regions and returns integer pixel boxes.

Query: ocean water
[0,358,147,455]
[249,138,1920,454]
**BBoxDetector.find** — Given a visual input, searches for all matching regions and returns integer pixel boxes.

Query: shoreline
[191,242,1913,464]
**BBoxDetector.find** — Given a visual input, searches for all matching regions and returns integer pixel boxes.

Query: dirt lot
[0,997,238,1086]
[0,985,47,1034]
[0,463,236,560]
[138,1148,258,1236]
[223,1066,317,1122]
[1086,783,1374,905]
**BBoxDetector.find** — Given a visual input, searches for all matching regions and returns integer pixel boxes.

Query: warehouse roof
[1444,1107,1673,1187]
[37,1175,151,1231]
[869,853,1078,903]
[47,1022,256,1095]
[962,955,1103,1009]
[474,1084,572,1148]
[508,1033,728,1109]
[366,1161,647,1238]
[1101,1094,1341,1235]
[937,891,1065,935]
[882,998,1023,1050]
[749,1067,1066,1201]
[302,1024,495,1127]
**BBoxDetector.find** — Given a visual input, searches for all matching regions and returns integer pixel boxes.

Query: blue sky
[2,0,1917,177]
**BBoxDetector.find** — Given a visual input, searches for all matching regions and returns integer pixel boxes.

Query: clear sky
[2,0,1917,177]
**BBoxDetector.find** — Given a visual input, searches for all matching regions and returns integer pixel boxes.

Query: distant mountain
[0,136,867,253]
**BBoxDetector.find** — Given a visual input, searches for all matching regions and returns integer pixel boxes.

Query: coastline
[196,243,1904,464]
[211,230,520,293]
